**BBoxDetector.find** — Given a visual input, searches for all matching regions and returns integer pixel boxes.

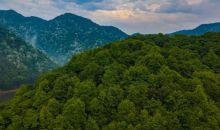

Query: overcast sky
[0,0,220,34]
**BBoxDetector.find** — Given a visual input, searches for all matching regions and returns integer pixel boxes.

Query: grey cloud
[62,0,104,4]
[158,0,193,13]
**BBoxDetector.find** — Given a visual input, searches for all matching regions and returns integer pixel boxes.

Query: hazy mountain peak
[0,10,128,65]
[172,22,220,35]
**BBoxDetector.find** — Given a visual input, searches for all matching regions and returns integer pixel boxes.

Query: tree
[138,52,165,73]
[23,109,39,129]
[53,115,65,130]
[0,114,4,130]
[146,111,166,130]
[102,121,127,130]
[85,117,99,130]
[79,62,102,82]
[124,65,149,83]
[102,62,126,85]
[203,50,220,73]
[118,100,136,123]
[193,71,220,103]
[39,106,53,129]
[63,98,86,129]
[88,98,107,126]
[127,84,148,106]
[53,75,76,100]
[47,98,60,116]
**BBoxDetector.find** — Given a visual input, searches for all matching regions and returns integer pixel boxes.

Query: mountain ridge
[0,9,128,65]
[172,22,220,35]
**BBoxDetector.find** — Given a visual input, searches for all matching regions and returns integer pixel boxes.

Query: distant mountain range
[0,26,56,90]
[0,10,128,65]
[172,22,220,35]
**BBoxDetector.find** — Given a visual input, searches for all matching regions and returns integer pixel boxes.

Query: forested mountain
[172,22,220,35]
[0,10,128,64]
[1,32,220,129]
[0,26,56,90]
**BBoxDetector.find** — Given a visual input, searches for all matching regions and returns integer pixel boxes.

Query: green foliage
[63,98,86,129]
[1,32,220,129]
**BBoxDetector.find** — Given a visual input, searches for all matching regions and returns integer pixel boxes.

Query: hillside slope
[0,33,220,129]
[172,22,220,35]
[0,10,128,64]
[0,26,56,90]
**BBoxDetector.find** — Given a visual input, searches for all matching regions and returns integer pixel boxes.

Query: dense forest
[0,32,220,129]
[0,26,56,90]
